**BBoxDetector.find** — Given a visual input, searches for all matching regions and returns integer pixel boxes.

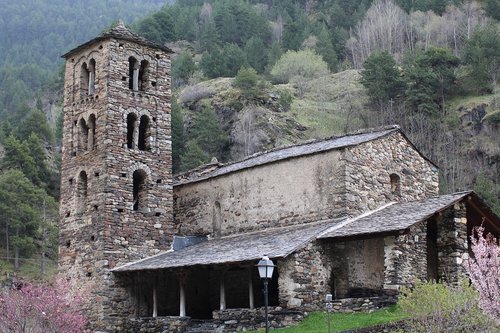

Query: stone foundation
[331,295,398,313]
[213,307,304,332]
[123,317,190,333]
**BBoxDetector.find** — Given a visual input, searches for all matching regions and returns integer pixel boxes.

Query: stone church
[59,23,500,332]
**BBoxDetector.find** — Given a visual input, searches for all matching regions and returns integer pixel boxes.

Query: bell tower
[59,22,172,329]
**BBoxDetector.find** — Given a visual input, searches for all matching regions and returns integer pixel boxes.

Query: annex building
[58,23,500,333]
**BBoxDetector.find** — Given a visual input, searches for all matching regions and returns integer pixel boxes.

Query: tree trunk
[14,246,19,272]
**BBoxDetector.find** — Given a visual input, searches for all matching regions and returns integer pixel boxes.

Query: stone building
[59,25,500,332]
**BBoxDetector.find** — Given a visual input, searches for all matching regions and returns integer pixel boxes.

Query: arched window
[129,57,139,91]
[87,114,96,150]
[78,171,88,200]
[390,173,401,197]
[79,118,89,152]
[127,113,138,149]
[139,60,149,91]
[138,115,150,151]
[80,62,89,97]
[213,201,222,237]
[133,169,147,211]
[88,59,96,95]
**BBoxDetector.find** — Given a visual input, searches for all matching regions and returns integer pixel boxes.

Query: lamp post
[325,293,333,333]
[257,256,276,333]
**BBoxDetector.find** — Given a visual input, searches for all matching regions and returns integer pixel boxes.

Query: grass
[0,248,57,282]
[249,306,408,333]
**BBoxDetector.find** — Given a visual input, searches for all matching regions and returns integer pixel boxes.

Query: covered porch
[112,221,330,321]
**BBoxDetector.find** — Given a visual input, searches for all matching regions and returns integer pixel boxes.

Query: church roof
[113,220,335,272]
[318,191,474,239]
[175,125,422,185]
[62,21,172,58]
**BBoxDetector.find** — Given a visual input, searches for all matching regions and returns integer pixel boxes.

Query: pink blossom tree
[465,225,500,325]
[0,279,87,333]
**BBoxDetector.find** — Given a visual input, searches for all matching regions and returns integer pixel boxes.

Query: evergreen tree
[222,43,246,77]
[172,52,196,87]
[315,24,338,71]
[180,140,210,171]
[16,109,55,144]
[361,50,405,104]
[2,136,38,185]
[244,37,268,74]
[200,48,225,79]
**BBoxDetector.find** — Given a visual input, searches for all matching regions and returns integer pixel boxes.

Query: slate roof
[175,126,402,185]
[318,191,473,239]
[62,21,172,58]
[113,220,336,272]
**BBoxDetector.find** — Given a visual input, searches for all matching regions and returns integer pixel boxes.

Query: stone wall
[384,222,428,291]
[122,317,190,333]
[174,151,346,236]
[437,204,469,284]
[213,307,304,332]
[278,242,332,311]
[344,132,439,216]
[59,34,172,331]
[328,238,385,298]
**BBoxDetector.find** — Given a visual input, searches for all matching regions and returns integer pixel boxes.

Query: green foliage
[403,47,460,115]
[244,37,268,74]
[278,90,293,111]
[180,106,228,171]
[180,140,210,171]
[222,43,246,77]
[0,170,54,268]
[200,49,226,79]
[16,109,55,144]
[172,52,196,87]
[463,24,500,94]
[233,67,262,99]
[315,24,339,71]
[270,49,329,84]
[361,50,405,103]
[474,174,500,216]
[398,279,493,332]
[134,7,176,44]
[171,99,185,174]
[2,136,38,184]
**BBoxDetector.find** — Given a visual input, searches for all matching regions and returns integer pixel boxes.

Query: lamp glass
[257,257,275,279]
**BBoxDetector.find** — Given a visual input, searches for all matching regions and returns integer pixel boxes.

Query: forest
[0,0,498,278]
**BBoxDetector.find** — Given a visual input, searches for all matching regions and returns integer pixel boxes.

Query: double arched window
[126,113,150,151]
[78,114,97,153]
[128,57,149,91]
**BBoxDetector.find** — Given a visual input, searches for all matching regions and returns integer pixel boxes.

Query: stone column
[248,268,254,309]
[132,62,140,91]
[152,282,158,318]
[179,272,186,317]
[219,272,226,310]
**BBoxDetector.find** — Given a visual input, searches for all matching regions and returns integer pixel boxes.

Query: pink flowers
[0,279,87,333]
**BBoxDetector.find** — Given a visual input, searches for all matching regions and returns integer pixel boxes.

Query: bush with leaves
[0,279,87,333]
[398,279,495,332]
[465,226,500,325]
[270,49,329,84]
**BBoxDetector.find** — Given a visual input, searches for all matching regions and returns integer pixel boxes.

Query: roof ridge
[318,202,396,238]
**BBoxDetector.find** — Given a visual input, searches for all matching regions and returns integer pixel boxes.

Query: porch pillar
[248,268,254,309]
[152,282,157,318]
[219,272,226,310]
[179,278,186,317]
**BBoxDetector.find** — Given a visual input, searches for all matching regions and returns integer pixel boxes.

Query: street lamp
[257,256,276,333]
[325,293,333,333]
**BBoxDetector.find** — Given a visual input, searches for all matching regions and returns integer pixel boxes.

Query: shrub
[178,85,214,104]
[398,279,494,332]
[270,49,329,84]
[0,279,87,333]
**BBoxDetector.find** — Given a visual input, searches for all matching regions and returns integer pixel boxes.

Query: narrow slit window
[129,57,139,91]
[133,169,147,211]
[139,60,149,91]
[79,118,89,152]
[78,171,88,202]
[88,59,96,95]
[127,113,138,149]
[87,114,96,150]
[80,62,89,97]
[138,115,150,151]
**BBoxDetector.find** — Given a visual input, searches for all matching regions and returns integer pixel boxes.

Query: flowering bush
[465,225,500,325]
[0,279,87,333]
